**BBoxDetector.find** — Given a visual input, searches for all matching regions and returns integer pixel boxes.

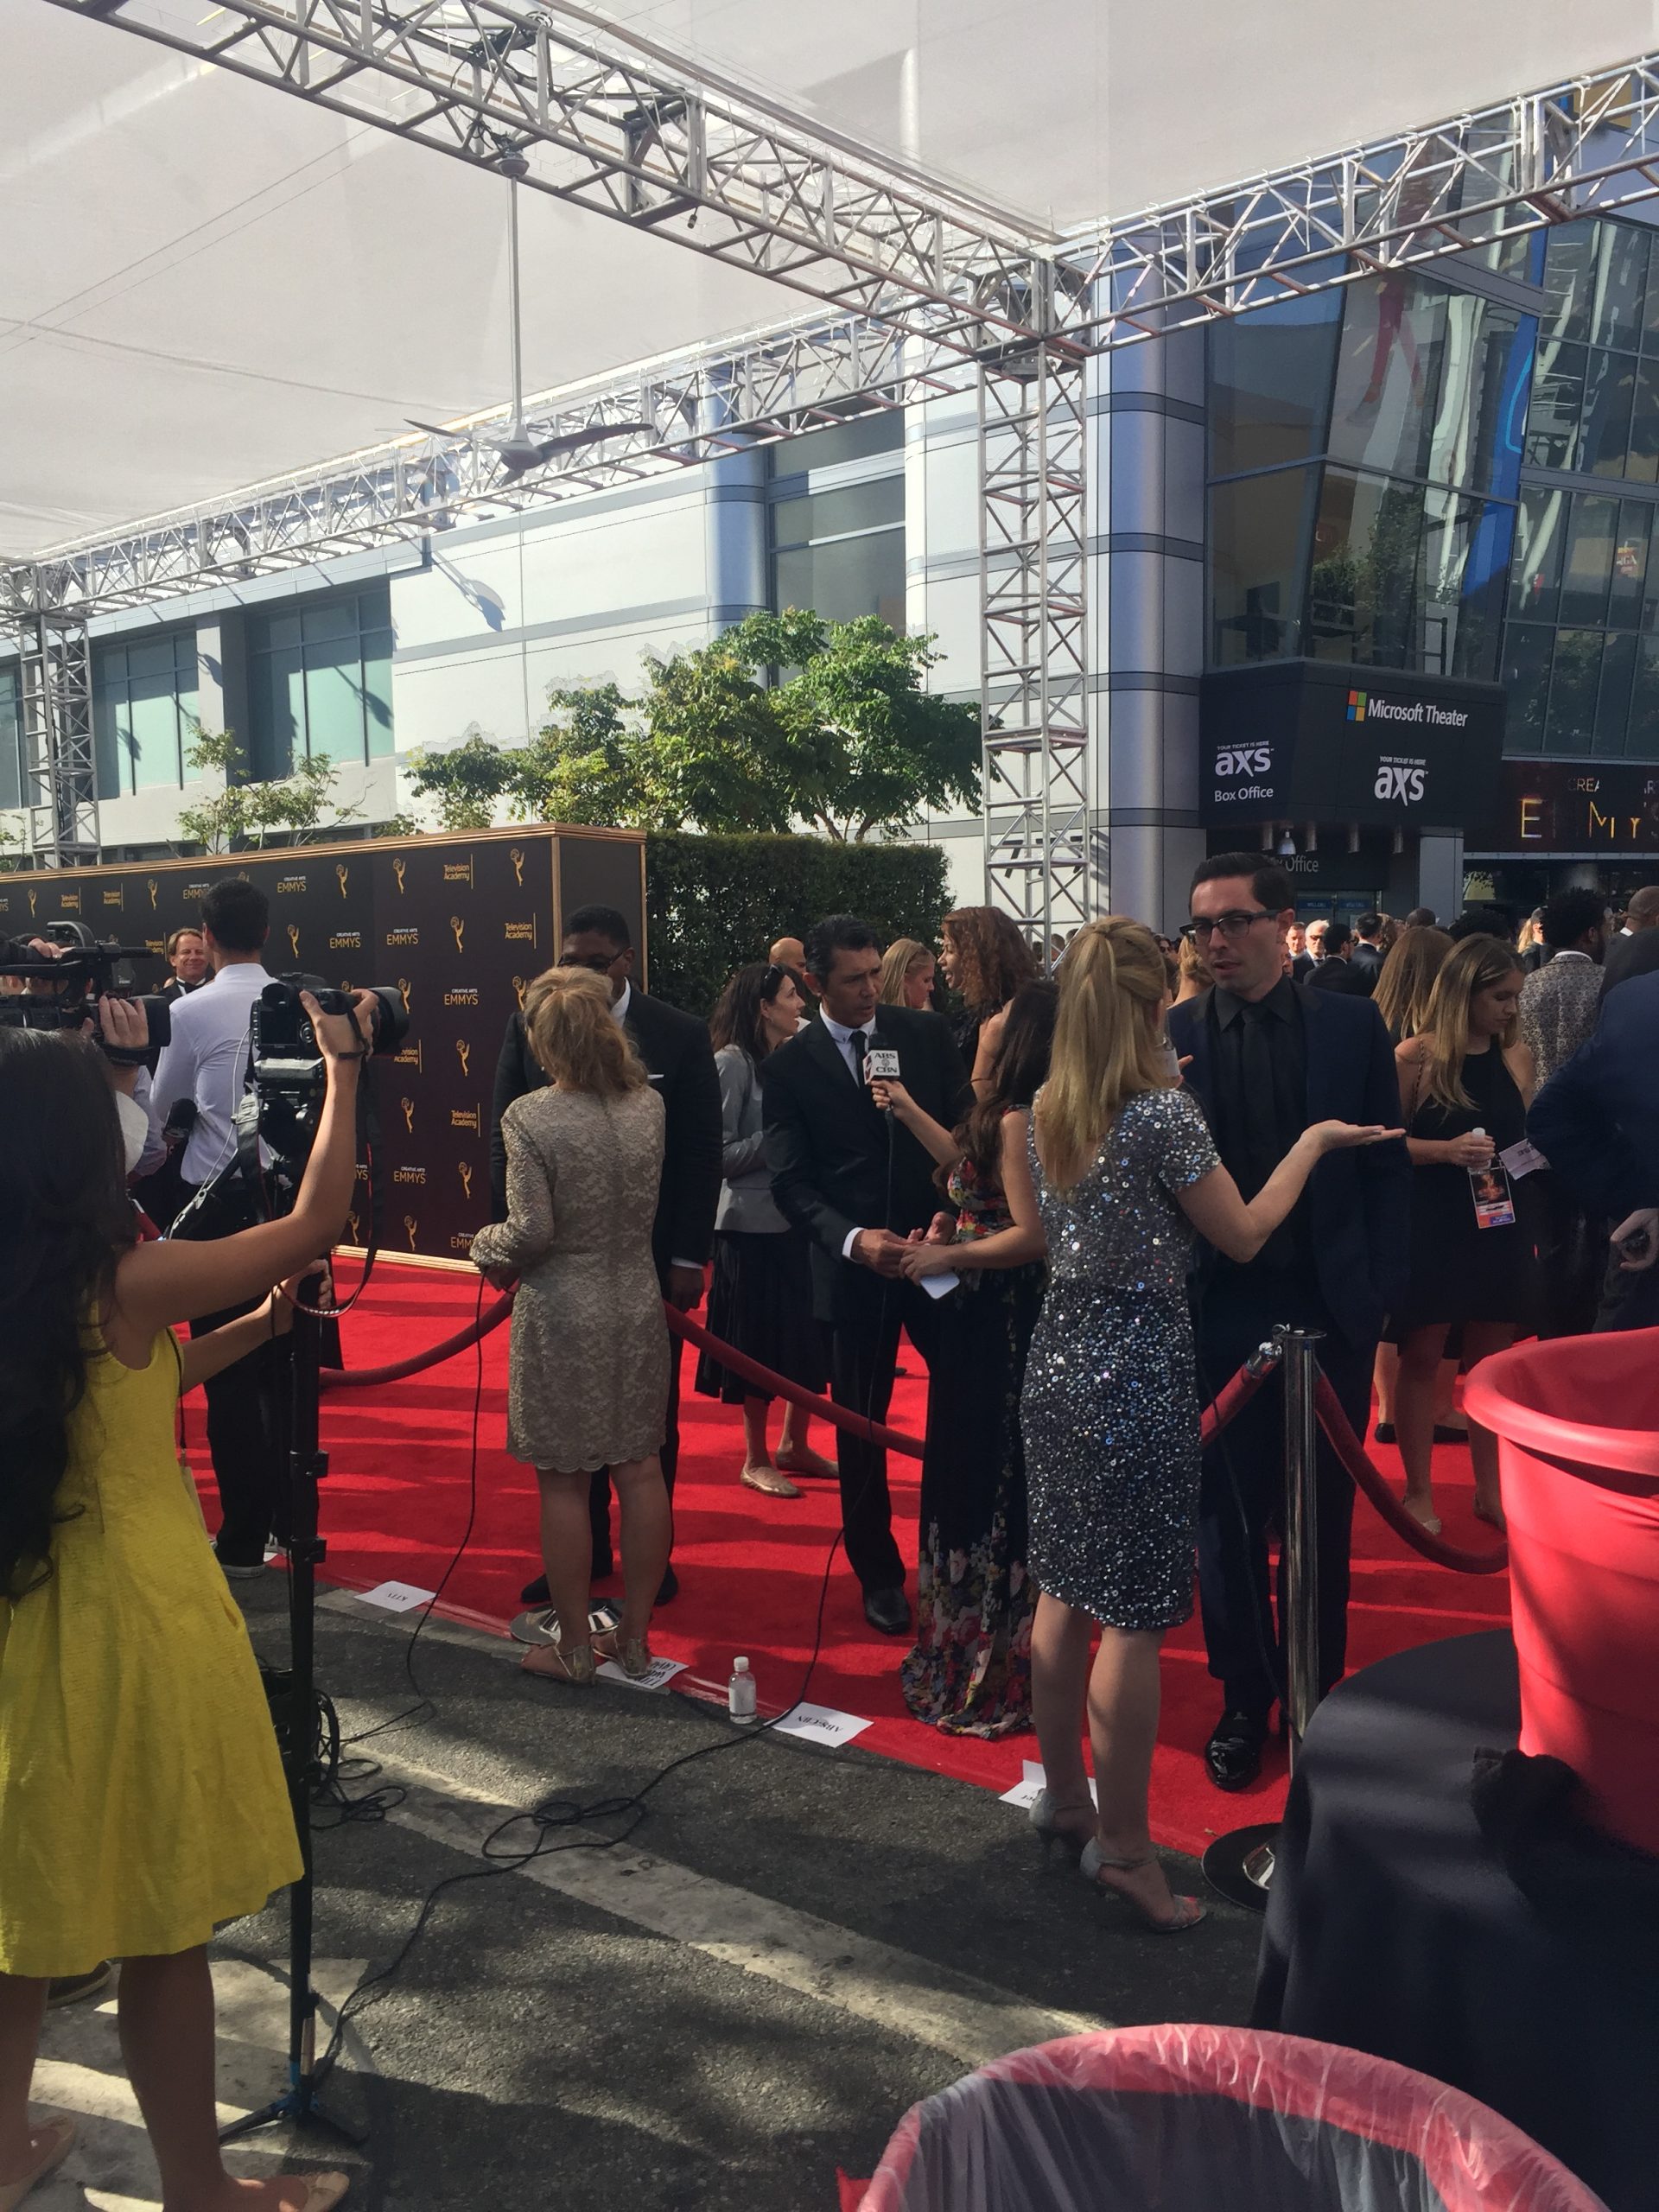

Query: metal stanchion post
[1202,1325,1325,1912]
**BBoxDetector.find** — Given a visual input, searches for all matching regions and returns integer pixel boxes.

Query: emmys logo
[276,875,307,895]
[458,1161,474,1201]
[386,925,419,947]
[328,931,361,951]
[336,862,350,899]
[393,856,407,896]
[449,913,465,955]
[397,976,412,1009]
[287,923,301,960]
[455,1039,472,1078]
[146,879,158,910]
[511,975,528,1011]
[27,887,38,916]
[442,987,479,1007]
[509,846,525,887]
[392,1166,426,1185]
[404,1215,418,1252]
[400,1096,415,1134]
[347,1212,361,1244]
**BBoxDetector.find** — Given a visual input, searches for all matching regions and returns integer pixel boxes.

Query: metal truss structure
[23,0,1659,892]
[18,619,97,861]
[1,313,967,625]
[979,350,1090,947]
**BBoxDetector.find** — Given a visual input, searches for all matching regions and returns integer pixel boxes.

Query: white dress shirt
[151,962,270,1186]
[818,1008,880,1258]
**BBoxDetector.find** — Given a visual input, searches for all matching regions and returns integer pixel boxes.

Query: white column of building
[1090,327,1209,934]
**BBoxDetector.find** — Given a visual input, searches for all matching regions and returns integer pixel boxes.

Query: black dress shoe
[1205,1709,1267,1792]
[520,1561,615,1605]
[862,1586,910,1636]
[656,1564,679,1605]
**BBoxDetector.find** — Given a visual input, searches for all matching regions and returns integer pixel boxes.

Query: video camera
[0,921,172,1059]
[248,973,408,1175]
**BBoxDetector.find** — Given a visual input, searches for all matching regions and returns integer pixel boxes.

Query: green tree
[0,812,22,872]
[406,730,520,830]
[509,685,656,828]
[175,726,359,853]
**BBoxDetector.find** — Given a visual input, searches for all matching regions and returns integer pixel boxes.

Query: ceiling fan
[409,149,652,484]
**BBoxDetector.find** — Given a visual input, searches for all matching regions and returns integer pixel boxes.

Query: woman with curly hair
[868,983,1057,1735]
[938,906,1039,1070]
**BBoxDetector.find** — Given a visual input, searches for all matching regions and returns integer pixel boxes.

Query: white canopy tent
[7,0,1659,556]
[7,0,1659,910]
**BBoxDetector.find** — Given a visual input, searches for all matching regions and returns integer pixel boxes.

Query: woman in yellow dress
[0,991,363,2212]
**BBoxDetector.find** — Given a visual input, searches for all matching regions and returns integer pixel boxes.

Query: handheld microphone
[865,1045,901,1114]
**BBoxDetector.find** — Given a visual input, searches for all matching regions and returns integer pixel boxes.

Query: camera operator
[0,996,358,2212]
[20,935,168,1179]
[150,879,290,1574]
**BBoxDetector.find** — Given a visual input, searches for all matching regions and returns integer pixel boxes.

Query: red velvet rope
[315,1287,1503,1576]
[1315,1371,1508,1575]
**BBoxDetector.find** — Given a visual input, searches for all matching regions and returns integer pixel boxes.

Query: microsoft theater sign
[1201,663,1504,830]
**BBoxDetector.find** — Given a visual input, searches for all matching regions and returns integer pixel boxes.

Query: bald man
[1602,884,1659,997]
[770,935,805,971]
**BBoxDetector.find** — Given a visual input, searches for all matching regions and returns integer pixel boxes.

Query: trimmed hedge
[645,831,951,1015]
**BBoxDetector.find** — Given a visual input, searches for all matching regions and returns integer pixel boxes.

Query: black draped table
[1253,1630,1659,2212]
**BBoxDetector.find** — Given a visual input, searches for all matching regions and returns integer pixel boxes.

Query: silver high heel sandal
[1028,1789,1095,1859]
[1080,1839,1205,1932]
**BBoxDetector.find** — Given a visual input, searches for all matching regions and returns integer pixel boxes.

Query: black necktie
[847,1027,868,1090]
[1239,1002,1280,1174]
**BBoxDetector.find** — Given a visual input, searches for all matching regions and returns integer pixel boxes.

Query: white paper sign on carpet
[1000,1761,1097,1810]
[597,1656,687,1693]
[773,1701,871,1749]
[357,1580,437,1612]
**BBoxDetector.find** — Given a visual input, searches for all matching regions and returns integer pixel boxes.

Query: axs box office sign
[1200,663,1506,830]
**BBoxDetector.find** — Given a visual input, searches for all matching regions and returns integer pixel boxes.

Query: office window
[1304,467,1510,681]
[768,410,904,476]
[1209,294,1341,479]
[1210,467,1313,663]
[0,664,21,812]
[247,586,393,779]
[93,631,200,798]
[771,474,906,629]
[1502,622,1554,755]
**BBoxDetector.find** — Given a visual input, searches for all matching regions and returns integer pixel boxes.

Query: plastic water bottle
[728,1656,757,1723]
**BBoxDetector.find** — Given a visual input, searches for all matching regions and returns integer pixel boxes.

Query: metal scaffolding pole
[979,346,1090,944]
[19,617,97,865]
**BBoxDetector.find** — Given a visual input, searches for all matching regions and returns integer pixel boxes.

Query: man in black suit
[1529,968,1659,1332]
[1305,919,1370,995]
[1601,884,1659,997]
[491,902,722,1604]
[1348,912,1387,994]
[761,914,970,1634]
[1169,855,1409,1790]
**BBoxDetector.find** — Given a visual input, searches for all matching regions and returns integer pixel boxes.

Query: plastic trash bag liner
[857,2025,1608,2212]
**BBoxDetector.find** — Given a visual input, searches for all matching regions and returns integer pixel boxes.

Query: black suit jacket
[489,988,722,1281]
[1601,928,1659,999]
[1529,969,1659,1220]
[1168,982,1410,1350]
[1306,957,1371,996]
[760,1005,971,1324]
[1349,942,1384,994]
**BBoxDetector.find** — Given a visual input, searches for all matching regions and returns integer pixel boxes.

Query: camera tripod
[219,1299,363,2151]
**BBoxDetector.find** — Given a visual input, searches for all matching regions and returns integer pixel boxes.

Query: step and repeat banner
[0,826,645,1264]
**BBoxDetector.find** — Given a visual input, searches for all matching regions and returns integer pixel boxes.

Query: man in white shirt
[151,878,283,1575]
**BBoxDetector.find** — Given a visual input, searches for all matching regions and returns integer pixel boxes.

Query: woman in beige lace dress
[471,967,671,1685]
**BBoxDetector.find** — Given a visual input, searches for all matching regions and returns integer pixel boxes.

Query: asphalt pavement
[35,1580,1268,2212]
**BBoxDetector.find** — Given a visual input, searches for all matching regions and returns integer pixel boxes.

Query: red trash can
[1463,1328,1659,1857]
[856,2026,1608,2210]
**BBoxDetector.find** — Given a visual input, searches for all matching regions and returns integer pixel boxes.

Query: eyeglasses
[1181,911,1276,945]
[562,950,623,974]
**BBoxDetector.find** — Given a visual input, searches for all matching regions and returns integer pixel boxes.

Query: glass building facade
[248,583,395,779]
[92,631,201,798]
[1209,214,1659,898]
[769,410,906,630]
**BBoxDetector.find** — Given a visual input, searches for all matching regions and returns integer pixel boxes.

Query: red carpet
[184,1261,1511,1860]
